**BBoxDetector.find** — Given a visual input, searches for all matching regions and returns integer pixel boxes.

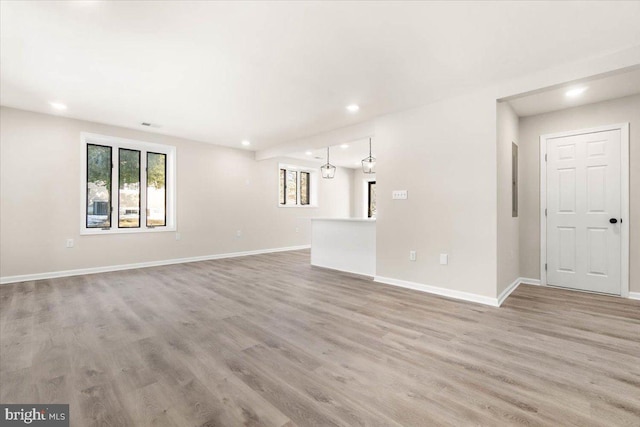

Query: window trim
[279,168,287,205]
[277,163,317,208]
[80,132,176,235]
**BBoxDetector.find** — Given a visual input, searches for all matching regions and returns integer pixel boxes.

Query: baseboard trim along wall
[374,276,502,307]
[311,263,374,279]
[373,276,543,307]
[629,292,640,300]
[497,277,541,306]
[0,245,311,285]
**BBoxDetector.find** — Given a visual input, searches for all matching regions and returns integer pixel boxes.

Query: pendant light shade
[362,138,376,173]
[321,147,336,179]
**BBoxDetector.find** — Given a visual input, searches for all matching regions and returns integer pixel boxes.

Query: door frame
[540,123,629,297]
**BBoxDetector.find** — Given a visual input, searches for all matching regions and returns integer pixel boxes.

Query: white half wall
[0,107,352,279]
[311,218,376,276]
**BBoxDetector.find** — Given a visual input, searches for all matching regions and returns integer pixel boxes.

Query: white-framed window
[278,164,317,207]
[80,132,176,235]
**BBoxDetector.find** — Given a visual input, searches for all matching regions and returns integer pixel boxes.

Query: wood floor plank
[1,249,639,426]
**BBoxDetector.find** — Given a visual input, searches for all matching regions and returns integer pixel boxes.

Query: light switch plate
[392,190,408,200]
[440,254,448,265]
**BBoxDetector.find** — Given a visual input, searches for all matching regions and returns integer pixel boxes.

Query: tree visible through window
[300,172,310,205]
[279,169,286,204]
[368,181,377,218]
[147,152,167,226]
[87,144,112,228]
[118,148,141,228]
[286,170,297,204]
[83,133,174,233]
[279,167,313,206]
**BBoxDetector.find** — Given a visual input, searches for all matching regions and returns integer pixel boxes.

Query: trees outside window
[82,133,175,234]
[279,167,314,206]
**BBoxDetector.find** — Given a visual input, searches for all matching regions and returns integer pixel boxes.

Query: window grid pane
[279,169,286,204]
[86,144,112,228]
[118,148,141,228]
[368,181,377,218]
[286,170,297,205]
[300,172,310,205]
[147,152,167,227]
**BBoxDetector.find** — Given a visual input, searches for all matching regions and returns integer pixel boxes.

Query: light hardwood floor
[1,250,639,426]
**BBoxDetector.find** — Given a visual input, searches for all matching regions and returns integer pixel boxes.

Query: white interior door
[546,129,622,295]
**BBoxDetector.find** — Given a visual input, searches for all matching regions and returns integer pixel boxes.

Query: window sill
[80,226,176,236]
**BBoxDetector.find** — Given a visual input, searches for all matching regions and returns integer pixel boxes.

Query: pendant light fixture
[362,137,376,173]
[320,147,336,179]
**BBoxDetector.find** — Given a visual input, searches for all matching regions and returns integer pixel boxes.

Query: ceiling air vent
[141,122,161,128]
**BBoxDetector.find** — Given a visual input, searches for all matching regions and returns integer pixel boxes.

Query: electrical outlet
[236,230,242,238]
[440,254,448,265]
[392,190,408,200]
[295,227,299,233]
[409,250,416,261]
[65,239,74,248]
[175,233,181,241]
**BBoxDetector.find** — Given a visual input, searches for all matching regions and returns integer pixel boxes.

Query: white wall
[496,102,520,294]
[351,168,376,218]
[518,94,640,293]
[4,46,638,299]
[0,107,352,279]
[375,89,499,298]
[364,47,639,302]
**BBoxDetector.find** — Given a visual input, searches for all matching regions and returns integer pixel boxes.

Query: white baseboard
[497,278,521,306]
[515,278,638,301]
[497,277,541,306]
[518,277,541,285]
[311,263,374,278]
[374,276,500,307]
[371,276,544,308]
[0,245,311,285]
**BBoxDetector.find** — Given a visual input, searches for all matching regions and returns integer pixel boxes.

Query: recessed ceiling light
[49,102,67,110]
[305,151,313,155]
[346,104,360,113]
[565,87,588,98]
[241,140,251,146]
[340,144,349,149]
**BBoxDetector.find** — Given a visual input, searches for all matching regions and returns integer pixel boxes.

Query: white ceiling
[508,67,640,117]
[2,1,639,151]
[287,138,374,169]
